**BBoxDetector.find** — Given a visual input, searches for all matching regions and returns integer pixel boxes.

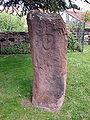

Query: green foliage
[67,32,82,52]
[0,0,80,16]
[0,45,90,120]
[66,24,77,28]
[82,12,90,22]
[0,12,27,32]
[1,43,31,54]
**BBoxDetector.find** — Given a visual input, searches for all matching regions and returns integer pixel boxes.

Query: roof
[67,11,90,28]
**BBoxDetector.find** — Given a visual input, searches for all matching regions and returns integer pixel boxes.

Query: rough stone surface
[27,10,67,112]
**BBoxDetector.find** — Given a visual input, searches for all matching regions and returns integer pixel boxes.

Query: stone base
[32,94,64,112]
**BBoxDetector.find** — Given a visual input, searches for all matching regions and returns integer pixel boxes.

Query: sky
[71,0,90,11]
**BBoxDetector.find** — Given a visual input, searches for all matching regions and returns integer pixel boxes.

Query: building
[61,10,90,44]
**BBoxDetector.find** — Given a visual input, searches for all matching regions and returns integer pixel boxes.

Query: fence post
[82,22,85,52]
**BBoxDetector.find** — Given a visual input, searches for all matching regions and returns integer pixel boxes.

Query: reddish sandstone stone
[27,10,67,112]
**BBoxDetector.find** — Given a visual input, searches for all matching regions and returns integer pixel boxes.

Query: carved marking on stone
[43,34,54,50]
[58,28,65,35]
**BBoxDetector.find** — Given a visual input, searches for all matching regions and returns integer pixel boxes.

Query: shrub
[0,12,27,32]
[67,32,82,52]
[1,43,31,54]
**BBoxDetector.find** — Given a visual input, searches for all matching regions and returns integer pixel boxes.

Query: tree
[0,0,83,16]
[0,12,27,31]
[82,11,90,23]
[0,0,90,15]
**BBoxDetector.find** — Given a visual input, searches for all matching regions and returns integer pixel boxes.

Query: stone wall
[0,32,30,54]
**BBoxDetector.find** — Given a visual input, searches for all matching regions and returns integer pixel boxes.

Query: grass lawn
[0,45,90,120]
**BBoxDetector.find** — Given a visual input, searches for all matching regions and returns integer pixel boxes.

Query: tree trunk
[27,10,67,112]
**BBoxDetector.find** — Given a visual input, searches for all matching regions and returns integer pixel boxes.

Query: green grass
[0,46,90,120]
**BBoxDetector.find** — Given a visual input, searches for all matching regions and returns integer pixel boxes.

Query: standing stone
[27,10,67,112]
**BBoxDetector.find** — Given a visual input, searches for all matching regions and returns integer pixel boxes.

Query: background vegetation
[0,12,27,32]
[82,11,90,23]
[0,43,31,54]
[67,32,82,52]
